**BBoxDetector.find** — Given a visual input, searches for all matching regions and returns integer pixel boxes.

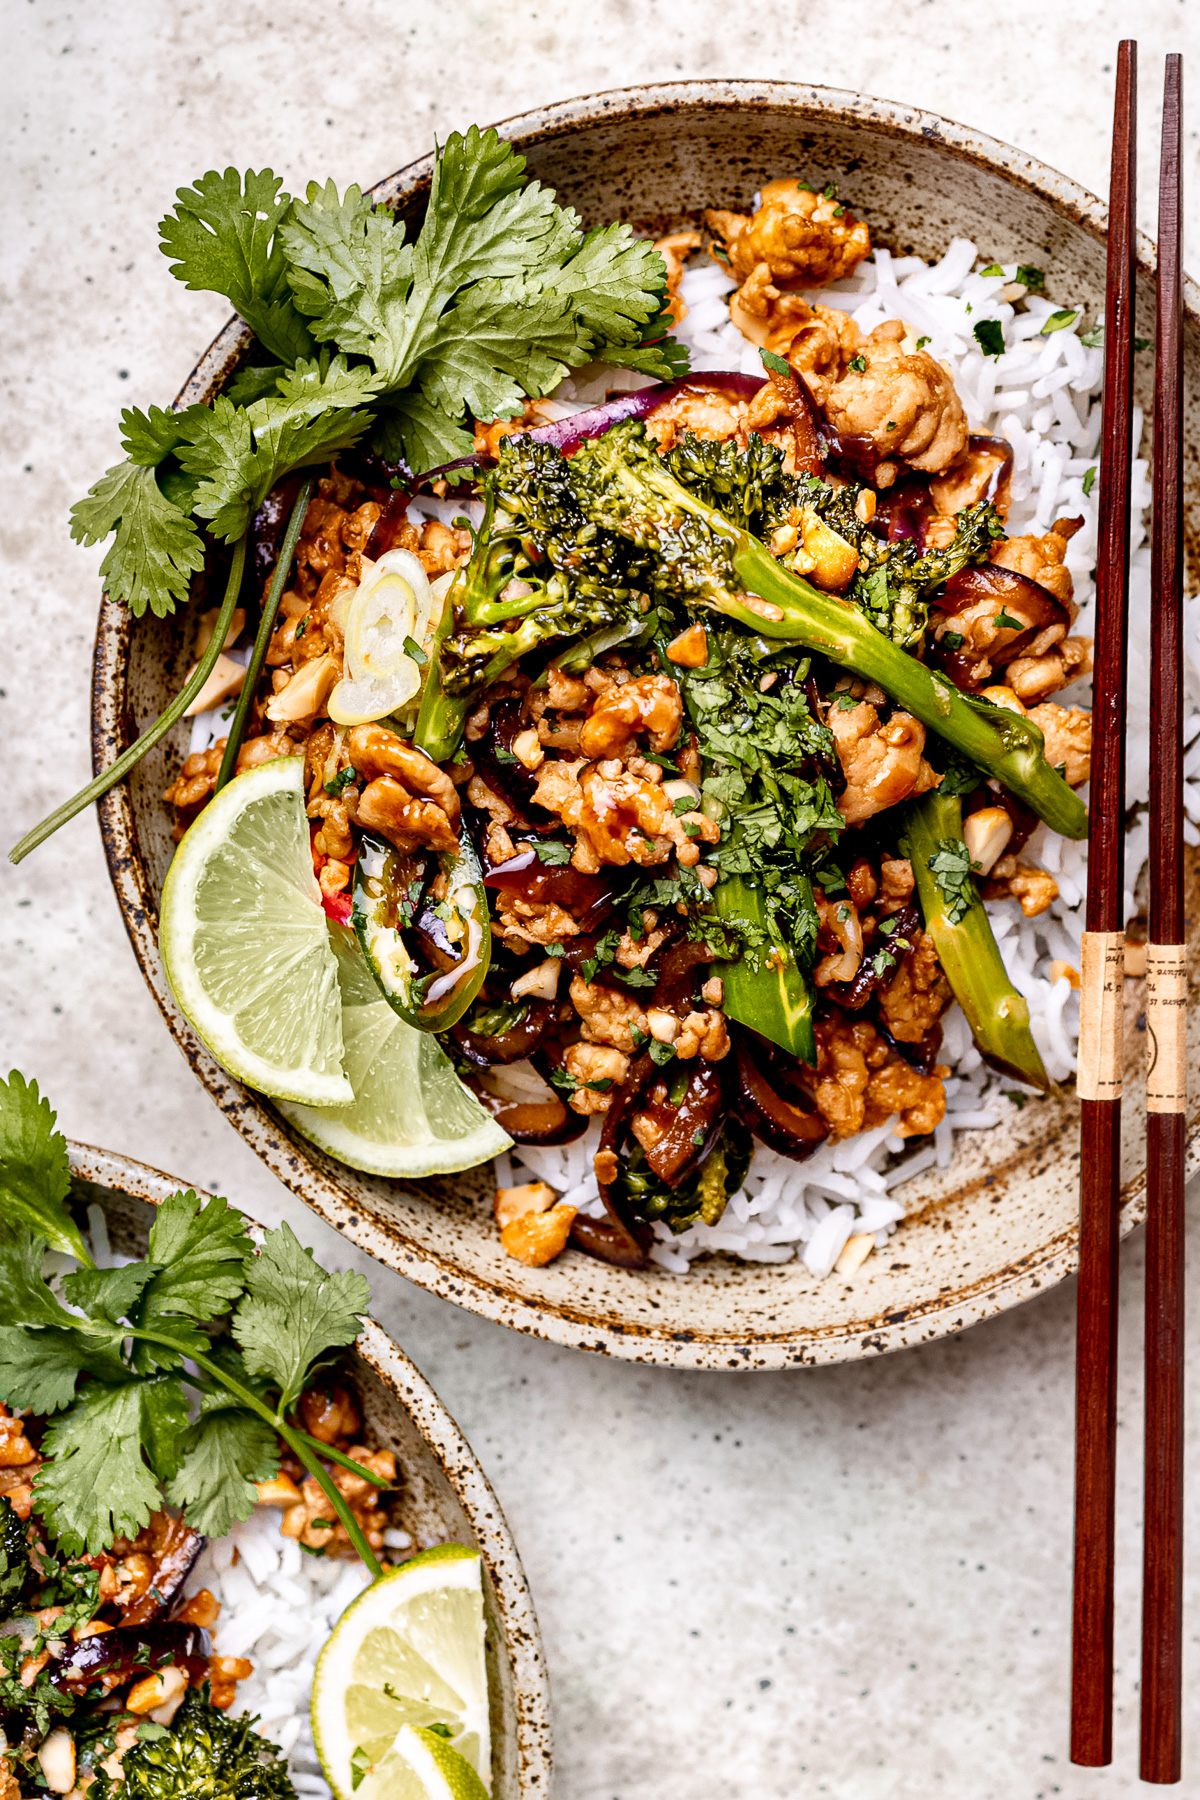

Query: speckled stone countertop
[3,4,1198,1795]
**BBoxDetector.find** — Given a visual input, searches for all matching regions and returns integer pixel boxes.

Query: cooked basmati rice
[502,236,1200,1276]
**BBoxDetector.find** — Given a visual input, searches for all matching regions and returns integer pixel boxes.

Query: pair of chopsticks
[1071,43,1188,1786]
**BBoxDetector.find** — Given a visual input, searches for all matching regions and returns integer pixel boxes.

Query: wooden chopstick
[1141,51,1186,1789]
[1071,36,1138,1770]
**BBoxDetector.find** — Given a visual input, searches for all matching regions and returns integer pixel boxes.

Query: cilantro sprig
[11,126,687,866]
[0,1071,382,1572]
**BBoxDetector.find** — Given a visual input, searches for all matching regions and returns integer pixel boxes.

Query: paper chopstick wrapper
[1077,930,1124,1101]
[1145,943,1188,1115]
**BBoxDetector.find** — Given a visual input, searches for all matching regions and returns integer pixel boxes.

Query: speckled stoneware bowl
[65,1141,552,1797]
[93,81,1200,1369]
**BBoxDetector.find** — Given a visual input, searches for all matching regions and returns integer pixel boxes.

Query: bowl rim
[65,1138,553,1796]
[91,79,1200,1370]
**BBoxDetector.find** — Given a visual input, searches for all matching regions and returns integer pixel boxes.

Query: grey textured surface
[2,3,1199,1795]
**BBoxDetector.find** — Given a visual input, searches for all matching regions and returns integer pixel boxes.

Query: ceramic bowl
[92,81,1200,1370]
[64,1140,552,1797]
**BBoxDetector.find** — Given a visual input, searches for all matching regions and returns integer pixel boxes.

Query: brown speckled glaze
[64,1142,553,1798]
[92,83,1200,1370]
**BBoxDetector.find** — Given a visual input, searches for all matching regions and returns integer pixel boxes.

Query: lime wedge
[312,1545,491,1799]
[279,926,511,1178]
[159,757,352,1105]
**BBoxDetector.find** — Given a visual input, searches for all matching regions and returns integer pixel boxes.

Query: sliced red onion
[518,373,767,455]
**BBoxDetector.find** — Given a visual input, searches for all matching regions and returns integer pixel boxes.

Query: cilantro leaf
[138,1376,191,1484]
[533,839,572,865]
[973,319,1006,358]
[166,1407,279,1538]
[0,1324,125,1413]
[282,127,683,471]
[69,460,205,618]
[233,1224,369,1412]
[1041,309,1078,335]
[36,1382,161,1555]
[159,167,317,365]
[63,1261,158,1324]
[118,403,209,468]
[141,1190,251,1327]
[0,1071,89,1262]
[176,358,380,541]
[928,836,976,924]
[1082,465,1097,496]
[0,1229,85,1331]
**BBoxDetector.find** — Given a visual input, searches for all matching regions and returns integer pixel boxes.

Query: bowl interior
[65,1142,552,1799]
[93,83,1200,1369]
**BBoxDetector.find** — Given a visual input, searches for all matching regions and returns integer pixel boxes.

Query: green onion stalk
[9,537,248,865]
[215,478,315,791]
[900,788,1050,1091]
[712,866,817,1065]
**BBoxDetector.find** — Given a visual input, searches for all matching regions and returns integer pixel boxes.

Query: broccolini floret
[850,499,1005,647]
[563,422,1087,840]
[94,1688,297,1800]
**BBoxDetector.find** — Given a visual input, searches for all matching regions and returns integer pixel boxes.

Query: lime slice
[279,926,511,1178]
[159,757,352,1105]
[354,1727,490,1800]
[312,1545,491,1799]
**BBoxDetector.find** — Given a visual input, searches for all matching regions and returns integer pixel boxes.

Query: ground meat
[1026,701,1093,786]
[990,516,1081,609]
[863,1055,948,1137]
[569,975,649,1054]
[929,443,1012,518]
[828,701,939,826]
[532,756,716,871]
[562,1041,630,1114]
[578,673,683,759]
[878,931,952,1042]
[878,857,915,913]
[709,179,871,287]
[821,319,968,480]
[654,229,703,324]
[815,1013,947,1138]
[983,857,1060,918]
[497,895,586,950]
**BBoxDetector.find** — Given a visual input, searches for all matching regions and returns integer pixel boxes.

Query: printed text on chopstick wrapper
[1146,943,1188,1114]
[1077,930,1124,1101]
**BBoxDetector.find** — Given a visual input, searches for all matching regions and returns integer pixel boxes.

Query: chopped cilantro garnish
[1016,264,1045,291]
[324,765,358,797]
[848,354,867,373]
[533,839,572,865]
[402,635,428,666]
[1041,309,1078,335]
[648,1039,676,1067]
[1082,466,1097,497]
[916,335,931,350]
[993,608,1024,630]
[979,262,1005,278]
[973,319,1006,358]
[928,836,976,924]
[1079,324,1104,348]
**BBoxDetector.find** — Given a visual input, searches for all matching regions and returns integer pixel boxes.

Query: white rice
[503,236,1200,1276]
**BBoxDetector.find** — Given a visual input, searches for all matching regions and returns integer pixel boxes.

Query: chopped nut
[664,623,709,666]
[182,652,248,718]
[126,1664,188,1716]
[512,728,545,771]
[1049,960,1082,989]
[37,1728,75,1795]
[175,1588,221,1628]
[494,1181,557,1229]
[500,1204,577,1267]
[962,805,1012,876]
[646,1009,680,1044]
[510,958,561,1002]
[834,1233,875,1277]
[701,976,724,1006]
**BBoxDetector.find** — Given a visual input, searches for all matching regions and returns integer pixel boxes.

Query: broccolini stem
[900,789,1050,1091]
[725,539,1088,841]
[712,868,817,1065]
[215,477,315,793]
[8,534,248,865]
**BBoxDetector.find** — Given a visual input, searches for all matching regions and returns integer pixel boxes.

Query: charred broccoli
[95,1688,296,1800]
[851,499,1005,647]
[415,435,649,759]
[564,422,1086,840]
[0,1495,30,1621]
